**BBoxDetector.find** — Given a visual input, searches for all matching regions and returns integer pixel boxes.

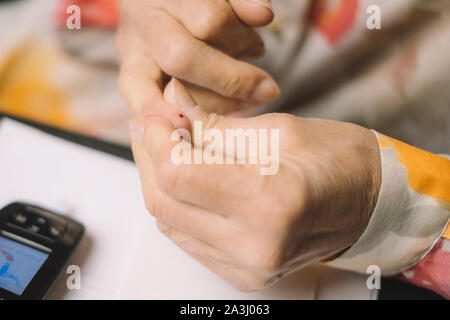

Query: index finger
[118,46,190,128]
[144,9,279,103]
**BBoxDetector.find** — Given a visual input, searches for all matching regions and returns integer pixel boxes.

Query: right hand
[117,0,280,126]
[130,79,382,291]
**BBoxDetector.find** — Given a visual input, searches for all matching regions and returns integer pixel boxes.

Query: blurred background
[0,0,449,152]
[0,0,128,144]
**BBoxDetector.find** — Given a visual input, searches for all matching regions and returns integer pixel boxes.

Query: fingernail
[251,79,280,101]
[250,0,272,10]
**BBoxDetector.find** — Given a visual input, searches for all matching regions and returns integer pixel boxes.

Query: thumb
[229,0,274,27]
[164,78,208,123]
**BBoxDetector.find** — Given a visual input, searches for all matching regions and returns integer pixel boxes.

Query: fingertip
[170,79,206,123]
[250,77,280,102]
[246,6,274,27]
[173,114,191,129]
[142,94,191,129]
[162,79,192,129]
[229,0,274,27]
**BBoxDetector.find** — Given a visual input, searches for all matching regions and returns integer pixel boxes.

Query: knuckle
[160,40,192,76]
[282,114,303,133]
[260,113,305,150]
[266,113,299,130]
[244,244,284,275]
[221,70,252,98]
[257,258,283,275]
[194,7,230,40]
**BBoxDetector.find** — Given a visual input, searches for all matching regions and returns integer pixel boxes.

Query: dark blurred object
[380,278,445,300]
[0,112,132,161]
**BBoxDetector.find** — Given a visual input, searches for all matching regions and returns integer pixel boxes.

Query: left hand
[130,79,382,291]
[117,0,278,125]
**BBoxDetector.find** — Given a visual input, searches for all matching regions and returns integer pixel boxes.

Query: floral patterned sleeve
[328,132,450,299]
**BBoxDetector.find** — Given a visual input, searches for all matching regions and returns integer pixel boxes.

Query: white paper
[120,217,317,300]
[0,119,145,299]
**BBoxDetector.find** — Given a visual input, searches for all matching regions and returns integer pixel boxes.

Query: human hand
[117,0,279,126]
[130,79,381,291]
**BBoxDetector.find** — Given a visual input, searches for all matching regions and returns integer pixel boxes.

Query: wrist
[327,132,450,275]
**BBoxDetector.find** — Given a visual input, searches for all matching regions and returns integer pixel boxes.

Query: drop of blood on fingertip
[178,113,184,118]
